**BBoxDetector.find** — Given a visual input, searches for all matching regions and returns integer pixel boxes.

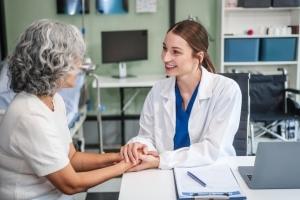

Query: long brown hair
[168,20,215,73]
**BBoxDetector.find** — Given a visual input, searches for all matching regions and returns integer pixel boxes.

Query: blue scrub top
[173,82,200,150]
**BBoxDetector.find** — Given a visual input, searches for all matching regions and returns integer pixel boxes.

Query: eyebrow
[162,42,183,51]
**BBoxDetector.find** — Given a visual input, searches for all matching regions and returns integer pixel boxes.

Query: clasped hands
[120,142,160,172]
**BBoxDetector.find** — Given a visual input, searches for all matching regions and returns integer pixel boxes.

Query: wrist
[154,156,160,168]
[106,152,122,162]
[118,161,132,174]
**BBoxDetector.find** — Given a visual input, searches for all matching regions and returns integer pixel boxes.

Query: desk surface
[92,75,165,88]
[119,156,300,200]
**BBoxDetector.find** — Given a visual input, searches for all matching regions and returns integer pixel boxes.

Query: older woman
[0,19,134,200]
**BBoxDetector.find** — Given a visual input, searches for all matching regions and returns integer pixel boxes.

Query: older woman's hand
[120,142,158,164]
[126,153,160,172]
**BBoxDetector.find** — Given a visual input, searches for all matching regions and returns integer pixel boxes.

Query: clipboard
[173,164,246,199]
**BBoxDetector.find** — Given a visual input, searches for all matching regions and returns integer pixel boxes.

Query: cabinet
[219,0,300,88]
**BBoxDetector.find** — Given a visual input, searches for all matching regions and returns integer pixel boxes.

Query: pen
[187,171,207,187]
[182,191,241,197]
[182,192,229,199]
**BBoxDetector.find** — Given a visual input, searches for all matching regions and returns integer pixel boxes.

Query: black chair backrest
[250,74,286,115]
[0,60,5,70]
[221,73,250,156]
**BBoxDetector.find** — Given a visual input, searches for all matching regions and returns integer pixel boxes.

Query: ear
[196,51,204,64]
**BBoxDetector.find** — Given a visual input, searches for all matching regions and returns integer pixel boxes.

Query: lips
[165,63,177,68]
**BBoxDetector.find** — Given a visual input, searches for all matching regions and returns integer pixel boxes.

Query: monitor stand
[112,62,135,79]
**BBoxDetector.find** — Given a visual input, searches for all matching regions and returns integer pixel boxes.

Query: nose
[161,51,172,63]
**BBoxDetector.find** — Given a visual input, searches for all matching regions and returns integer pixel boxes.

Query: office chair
[250,69,300,154]
[222,73,250,156]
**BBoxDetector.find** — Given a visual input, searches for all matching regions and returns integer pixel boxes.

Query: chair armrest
[285,88,300,95]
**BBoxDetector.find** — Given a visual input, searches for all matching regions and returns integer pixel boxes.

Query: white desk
[91,75,165,149]
[119,156,300,200]
[92,75,165,88]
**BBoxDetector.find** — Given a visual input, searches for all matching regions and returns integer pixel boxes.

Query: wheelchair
[249,69,300,154]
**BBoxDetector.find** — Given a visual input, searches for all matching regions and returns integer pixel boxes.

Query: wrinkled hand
[126,153,160,172]
[120,142,159,172]
[117,159,139,174]
[120,142,158,164]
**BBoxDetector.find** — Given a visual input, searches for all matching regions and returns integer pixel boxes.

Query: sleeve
[56,93,68,117]
[159,80,242,169]
[56,94,72,144]
[11,114,70,176]
[127,88,157,151]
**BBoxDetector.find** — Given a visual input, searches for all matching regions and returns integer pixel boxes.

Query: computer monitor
[57,0,89,15]
[101,30,148,78]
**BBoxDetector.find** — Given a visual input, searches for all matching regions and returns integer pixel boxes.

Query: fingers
[120,145,131,163]
[133,143,146,161]
[127,144,136,164]
[127,162,146,172]
[120,146,124,160]
[148,151,159,157]
[120,142,147,163]
[122,145,130,163]
[127,165,140,172]
[142,146,148,155]
[125,154,159,172]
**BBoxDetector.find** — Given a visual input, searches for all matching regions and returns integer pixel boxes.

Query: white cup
[286,27,292,35]
[268,27,275,35]
[274,27,281,35]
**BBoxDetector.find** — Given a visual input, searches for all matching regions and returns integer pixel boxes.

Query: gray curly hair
[8,19,86,96]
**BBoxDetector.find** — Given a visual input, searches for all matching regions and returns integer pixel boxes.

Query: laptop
[238,142,300,189]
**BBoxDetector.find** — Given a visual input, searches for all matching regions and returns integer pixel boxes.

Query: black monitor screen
[101,30,148,63]
[57,0,89,15]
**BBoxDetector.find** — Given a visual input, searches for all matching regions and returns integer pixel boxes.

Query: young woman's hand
[120,142,149,164]
[117,159,139,174]
[126,153,160,172]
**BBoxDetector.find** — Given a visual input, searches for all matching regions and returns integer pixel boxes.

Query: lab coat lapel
[158,70,214,144]
[160,77,176,133]
[189,67,214,139]
[197,66,214,101]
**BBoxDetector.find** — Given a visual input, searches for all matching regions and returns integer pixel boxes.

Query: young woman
[121,20,242,171]
[0,19,135,200]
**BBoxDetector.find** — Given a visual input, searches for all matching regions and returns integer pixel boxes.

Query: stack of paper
[174,164,246,199]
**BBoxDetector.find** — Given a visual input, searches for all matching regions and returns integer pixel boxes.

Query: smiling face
[161,31,203,78]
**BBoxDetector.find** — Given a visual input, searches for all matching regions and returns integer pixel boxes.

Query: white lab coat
[129,66,242,169]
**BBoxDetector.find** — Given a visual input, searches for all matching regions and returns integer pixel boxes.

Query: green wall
[4,0,169,76]
[175,0,218,69]
[4,0,219,114]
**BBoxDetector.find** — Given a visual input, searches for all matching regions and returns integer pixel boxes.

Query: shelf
[224,34,299,38]
[224,61,298,66]
[220,0,300,89]
[225,7,300,12]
